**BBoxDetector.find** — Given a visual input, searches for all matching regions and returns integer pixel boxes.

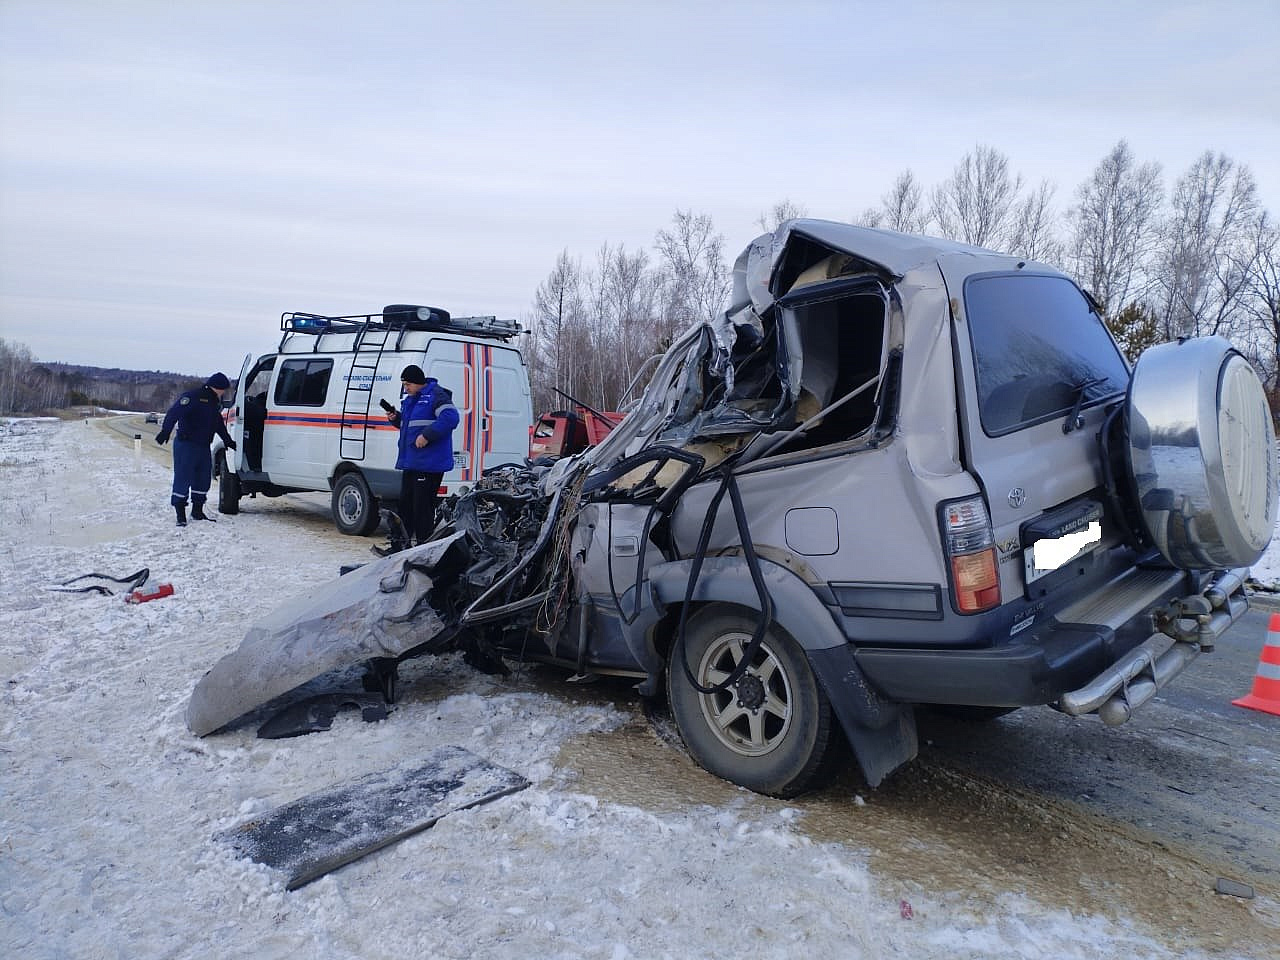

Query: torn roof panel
[733,219,1019,315]
[592,220,1025,470]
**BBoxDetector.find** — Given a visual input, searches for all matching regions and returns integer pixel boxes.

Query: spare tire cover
[1127,336,1277,569]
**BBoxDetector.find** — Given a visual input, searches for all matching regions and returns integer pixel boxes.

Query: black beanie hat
[206,372,230,390]
[400,364,427,385]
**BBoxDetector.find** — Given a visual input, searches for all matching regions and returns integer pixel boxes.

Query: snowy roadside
[1,417,1273,960]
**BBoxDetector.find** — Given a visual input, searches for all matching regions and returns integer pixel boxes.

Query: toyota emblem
[1008,487,1027,508]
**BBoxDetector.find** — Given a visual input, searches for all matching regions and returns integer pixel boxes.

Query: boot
[175,501,188,527]
[191,502,216,522]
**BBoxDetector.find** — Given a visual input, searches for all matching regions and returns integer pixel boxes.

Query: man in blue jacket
[156,372,236,526]
[384,364,459,546]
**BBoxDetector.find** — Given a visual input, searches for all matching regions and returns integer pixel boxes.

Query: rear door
[481,344,534,472]
[425,339,532,487]
[941,266,1131,600]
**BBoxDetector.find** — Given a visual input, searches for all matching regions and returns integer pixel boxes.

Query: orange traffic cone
[1233,612,1280,717]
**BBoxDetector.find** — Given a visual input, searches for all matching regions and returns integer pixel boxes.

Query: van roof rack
[279,304,522,342]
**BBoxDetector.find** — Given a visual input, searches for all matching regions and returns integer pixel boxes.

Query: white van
[214,304,533,535]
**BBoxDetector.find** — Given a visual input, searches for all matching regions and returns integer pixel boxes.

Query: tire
[382,303,451,325]
[1127,337,1278,568]
[331,471,380,536]
[217,456,241,515]
[667,606,837,798]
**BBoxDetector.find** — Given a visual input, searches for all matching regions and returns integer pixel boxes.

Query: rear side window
[274,359,333,406]
[965,274,1129,435]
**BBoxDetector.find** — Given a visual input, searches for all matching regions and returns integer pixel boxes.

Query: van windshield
[964,274,1129,436]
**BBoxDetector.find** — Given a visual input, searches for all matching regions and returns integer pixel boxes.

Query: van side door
[265,356,336,486]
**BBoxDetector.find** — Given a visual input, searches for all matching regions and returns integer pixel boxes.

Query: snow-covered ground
[1,418,1277,960]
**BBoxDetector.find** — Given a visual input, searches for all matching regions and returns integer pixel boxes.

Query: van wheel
[667,606,837,798]
[332,471,380,536]
[217,457,240,515]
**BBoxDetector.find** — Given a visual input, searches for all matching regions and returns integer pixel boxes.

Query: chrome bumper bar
[1058,568,1250,726]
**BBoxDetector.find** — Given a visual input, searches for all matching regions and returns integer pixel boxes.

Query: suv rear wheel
[667,606,838,798]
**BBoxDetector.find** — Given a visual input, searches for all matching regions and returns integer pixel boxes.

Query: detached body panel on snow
[186,534,466,736]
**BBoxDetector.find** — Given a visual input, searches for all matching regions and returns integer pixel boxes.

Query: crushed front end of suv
[189,220,1277,798]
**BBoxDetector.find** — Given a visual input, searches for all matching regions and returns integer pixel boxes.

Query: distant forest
[0,344,200,414]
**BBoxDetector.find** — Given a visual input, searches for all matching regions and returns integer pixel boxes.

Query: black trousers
[399,470,444,544]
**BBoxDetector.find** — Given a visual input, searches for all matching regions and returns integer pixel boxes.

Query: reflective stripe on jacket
[395,380,459,473]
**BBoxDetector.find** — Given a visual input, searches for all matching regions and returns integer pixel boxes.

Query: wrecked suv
[190,220,1277,799]
[515,220,1276,796]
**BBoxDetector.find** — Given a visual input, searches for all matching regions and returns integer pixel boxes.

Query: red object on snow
[126,583,174,604]
[899,899,914,920]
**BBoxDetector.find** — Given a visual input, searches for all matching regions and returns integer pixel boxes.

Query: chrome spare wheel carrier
[1058,568,1250,726]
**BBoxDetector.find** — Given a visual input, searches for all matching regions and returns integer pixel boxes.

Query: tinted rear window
[965,274,1129,435]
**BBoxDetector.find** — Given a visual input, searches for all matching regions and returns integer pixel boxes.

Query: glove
[225,439,237,451]
[155,432,170,445]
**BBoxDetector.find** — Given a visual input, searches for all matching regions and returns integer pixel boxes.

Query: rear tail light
[942,496,1001,613]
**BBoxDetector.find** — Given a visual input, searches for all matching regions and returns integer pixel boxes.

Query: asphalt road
[914,598,1280,887]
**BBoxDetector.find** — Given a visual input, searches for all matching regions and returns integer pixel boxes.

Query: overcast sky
[2,0,1278,376]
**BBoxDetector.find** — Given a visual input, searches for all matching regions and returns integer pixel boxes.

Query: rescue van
[214,304,532,535]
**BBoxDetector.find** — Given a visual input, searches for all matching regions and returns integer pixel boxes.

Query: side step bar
[1059,568,1250,726]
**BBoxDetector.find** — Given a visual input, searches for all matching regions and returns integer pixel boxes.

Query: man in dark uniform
[383,364,459,546]
[156,372,237,526]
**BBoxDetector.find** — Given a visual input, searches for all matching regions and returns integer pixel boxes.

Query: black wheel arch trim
[633,555,918,787]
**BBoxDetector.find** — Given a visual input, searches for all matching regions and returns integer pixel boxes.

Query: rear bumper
[853,566,1250,712]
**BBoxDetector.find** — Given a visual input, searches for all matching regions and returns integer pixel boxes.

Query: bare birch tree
[655,209,731,333]
[880,170,929,234]
[530,249,585,413]
[1067,140,1163,315]
[1006,180,1063,264]
[0,339,33,414]
[756,199,808,233]
[1236,211,1280,392]
[1153,151,1258,339]
[930,145,1024,249]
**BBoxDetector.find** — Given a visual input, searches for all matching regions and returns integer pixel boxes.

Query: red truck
[529,406,621,460]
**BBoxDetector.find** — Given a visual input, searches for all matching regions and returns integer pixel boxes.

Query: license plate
[1024,521,1101,583]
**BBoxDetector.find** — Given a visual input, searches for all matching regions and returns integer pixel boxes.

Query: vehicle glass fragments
[964,274,1129,436]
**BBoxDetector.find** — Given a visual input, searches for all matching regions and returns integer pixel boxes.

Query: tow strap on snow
[50,568,151,596]
[215,746,528,890]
